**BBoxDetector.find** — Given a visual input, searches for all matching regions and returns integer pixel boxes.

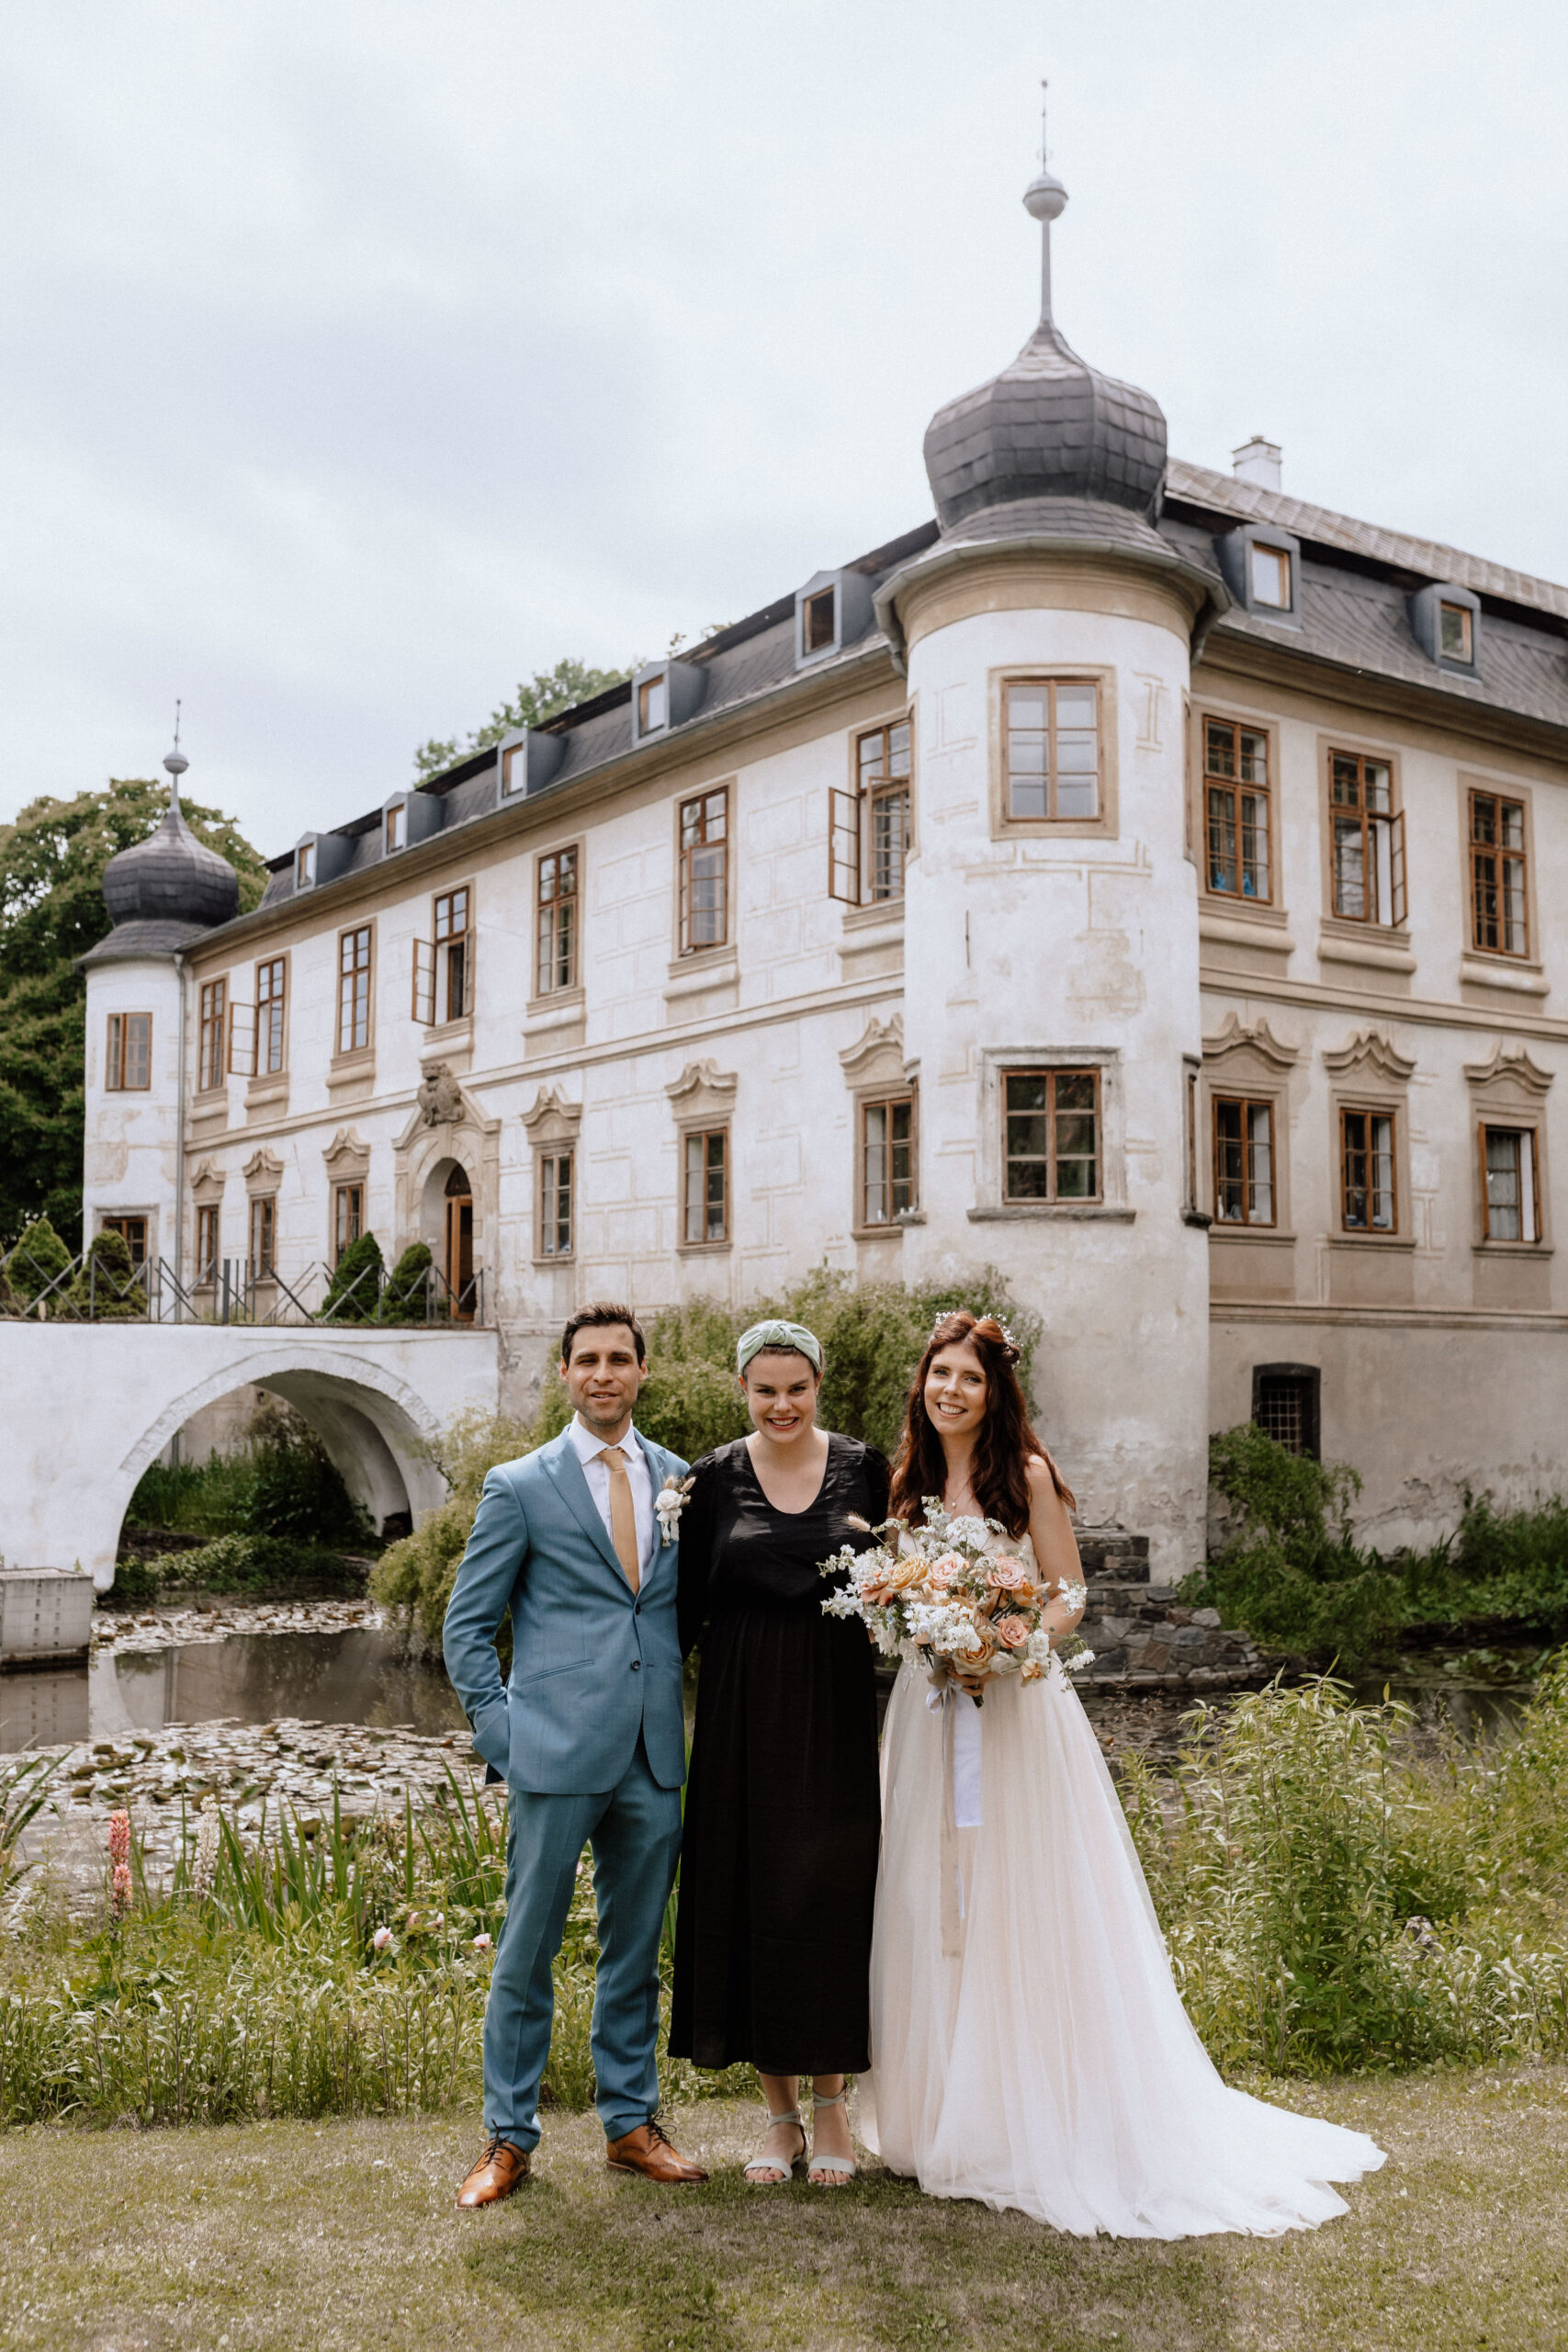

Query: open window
[829,718,913,906]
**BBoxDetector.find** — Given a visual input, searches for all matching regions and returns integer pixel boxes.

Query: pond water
[0,1626,468,1753]
[0,1627,1543,1759]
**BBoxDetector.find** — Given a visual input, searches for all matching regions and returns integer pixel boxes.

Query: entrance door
[444,1164,475,1320]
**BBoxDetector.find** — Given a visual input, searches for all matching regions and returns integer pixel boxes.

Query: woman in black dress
[671,1317,888,2186]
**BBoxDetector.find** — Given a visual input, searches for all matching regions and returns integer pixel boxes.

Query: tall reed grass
[1120,1661,1568,2075]
[0,1767,748,2128]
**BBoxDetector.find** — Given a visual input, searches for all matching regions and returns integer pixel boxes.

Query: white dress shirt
[568,1413,656,1574]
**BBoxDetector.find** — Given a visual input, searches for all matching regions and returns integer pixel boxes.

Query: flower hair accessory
[932,1312,1021,1362]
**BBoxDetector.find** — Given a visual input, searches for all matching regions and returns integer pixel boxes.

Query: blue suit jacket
[442,1424,689,1795]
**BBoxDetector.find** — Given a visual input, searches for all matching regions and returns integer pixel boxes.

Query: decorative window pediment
[190,1157,225,1201]
[665,1058,738,1127]
[522,1085,582,1149]
[1463,1045,1554,1102]
[243,1148,284,1191]
[1201,1012,1299,1072]
[322,1125,371,1177]
[1322,1029,1416,1085]
[839,1013,908,1091]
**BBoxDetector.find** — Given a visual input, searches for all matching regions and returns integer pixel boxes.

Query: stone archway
[0,1320,500,1589]
[394,1064,500,1314]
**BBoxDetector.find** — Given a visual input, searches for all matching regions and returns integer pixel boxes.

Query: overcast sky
[5,0,1566,856]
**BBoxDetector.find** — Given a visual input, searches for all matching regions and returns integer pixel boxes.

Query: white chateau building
[79,156,1567,1578]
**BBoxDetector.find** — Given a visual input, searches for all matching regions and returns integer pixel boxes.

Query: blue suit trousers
[484,1731,682,2148]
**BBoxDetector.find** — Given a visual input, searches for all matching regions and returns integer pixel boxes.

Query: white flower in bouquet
[818,1496,1091,1702]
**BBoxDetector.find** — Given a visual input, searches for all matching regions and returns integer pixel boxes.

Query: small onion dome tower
[99,730,240,941]
[921,119,1167,534]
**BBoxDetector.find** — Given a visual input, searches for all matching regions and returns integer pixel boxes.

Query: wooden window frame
[1000,1067,1102,1205]
[256,956,288,1076]
[859,1091,918,1231]
[337,924,374,1055]
[1327,749,1406,929]
[385,803,407,854]
[802,586,837,654]
[248,1193,276,1280]
[680,1125,730,1250]
[296,841,316,889]
[1337,1105,1400,1238]
[999,676,1103,827]
[830,718,913,908]
[1248,543,1292,610]
[1201,714,1274,906]
[638,674,668,735]
[536,1148,574,1261]
[106,1011,152,1092]
[535,843,580,997]
[197,979,227,1093]
[1441,602,1475,664]
[1478,1122,1544,1247]
[195,1202,220,1285]
[1467,786,1530,961]
[1211,1093,1278,1228]
[677,787,729,956]
[432,886,472,1024]
[333,1182,365,1265]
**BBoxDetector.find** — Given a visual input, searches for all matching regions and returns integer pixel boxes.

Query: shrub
[1189,1425,1568,1664]
[73,1226,144,1317]
[320,1231,384,1322]
[1119,1668,1568,2075]
[125,1414,375,1549]
[371,1269,1040,1641]
[381,1240,434,1322]
[1185,1424,1404,1665]
[2,1214,73,1309]
[111,1532,368,1605]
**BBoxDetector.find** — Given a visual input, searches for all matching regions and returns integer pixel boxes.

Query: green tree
[0,780,267,1249]
[412,658,629,783]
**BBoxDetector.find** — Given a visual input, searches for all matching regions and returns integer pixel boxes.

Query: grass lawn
[2,2070,1566,2351]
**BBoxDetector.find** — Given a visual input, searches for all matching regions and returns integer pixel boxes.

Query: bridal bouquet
[819,1498,1092,1700]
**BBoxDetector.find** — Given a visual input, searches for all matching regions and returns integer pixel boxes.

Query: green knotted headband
[736,1317,823,1374]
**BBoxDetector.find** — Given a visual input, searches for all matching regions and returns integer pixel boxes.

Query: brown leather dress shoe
[604,2119,707,2183]
[456,2134,531,2207]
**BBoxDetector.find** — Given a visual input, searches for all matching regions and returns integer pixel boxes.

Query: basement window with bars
[1251,1363,1321,1459]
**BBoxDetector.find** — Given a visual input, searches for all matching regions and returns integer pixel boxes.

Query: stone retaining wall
[1074,1530,1268,1690]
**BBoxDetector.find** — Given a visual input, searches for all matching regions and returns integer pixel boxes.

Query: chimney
[1232,436,1282,492]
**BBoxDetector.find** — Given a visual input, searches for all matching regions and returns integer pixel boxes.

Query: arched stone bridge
[0,1322,502,1589]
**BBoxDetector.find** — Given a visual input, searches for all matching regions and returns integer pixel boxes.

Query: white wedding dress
[861,1528,1385,2237]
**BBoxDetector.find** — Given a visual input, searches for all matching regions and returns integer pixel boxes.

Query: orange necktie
[595,1446,640,1594]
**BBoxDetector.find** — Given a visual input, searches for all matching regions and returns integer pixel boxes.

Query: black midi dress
[669,1431,889,2075]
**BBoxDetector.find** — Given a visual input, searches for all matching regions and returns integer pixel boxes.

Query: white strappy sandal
[743,2106,807,2185]
[807,2087,857,2185]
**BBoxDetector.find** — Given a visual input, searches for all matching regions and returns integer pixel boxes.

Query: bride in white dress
[862,1309,1384,2238]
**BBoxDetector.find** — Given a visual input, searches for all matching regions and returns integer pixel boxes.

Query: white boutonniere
[656,1474,696,1546]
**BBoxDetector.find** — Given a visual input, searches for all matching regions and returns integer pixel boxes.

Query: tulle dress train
[861,1536,1385,2238]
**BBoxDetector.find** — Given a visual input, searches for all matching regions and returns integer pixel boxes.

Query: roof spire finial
[1022,77,1068,332]
[163,699,189,810]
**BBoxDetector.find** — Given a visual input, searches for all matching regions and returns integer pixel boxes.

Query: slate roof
[77,918,215,969]
[218,473,1566,937]
[924,322,1166,529]
[100,801,242,931]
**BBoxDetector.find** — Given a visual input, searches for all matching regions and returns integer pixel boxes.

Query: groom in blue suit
[443,1301,705,2202]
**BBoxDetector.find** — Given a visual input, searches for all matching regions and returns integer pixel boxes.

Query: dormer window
[1249,544,1292,608]
[1440,602,1473,664]
[630,658,705,743]
[803,587,836,653]
[385,803,406,854]
[502,742,525,797]
[1410,581,1480,672]
[297,842,316,889]
[1214,525,1302,627]
[638,674,668,734]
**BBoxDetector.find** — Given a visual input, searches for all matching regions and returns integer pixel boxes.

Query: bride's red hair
[888,1310,1074,1538]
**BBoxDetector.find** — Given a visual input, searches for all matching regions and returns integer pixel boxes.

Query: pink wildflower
[372,1926,393,1953]
[472,1933,493,1952]
[107,1810,130,1868]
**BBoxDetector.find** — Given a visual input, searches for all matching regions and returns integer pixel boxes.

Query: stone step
[1075,1531,1150,1585]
